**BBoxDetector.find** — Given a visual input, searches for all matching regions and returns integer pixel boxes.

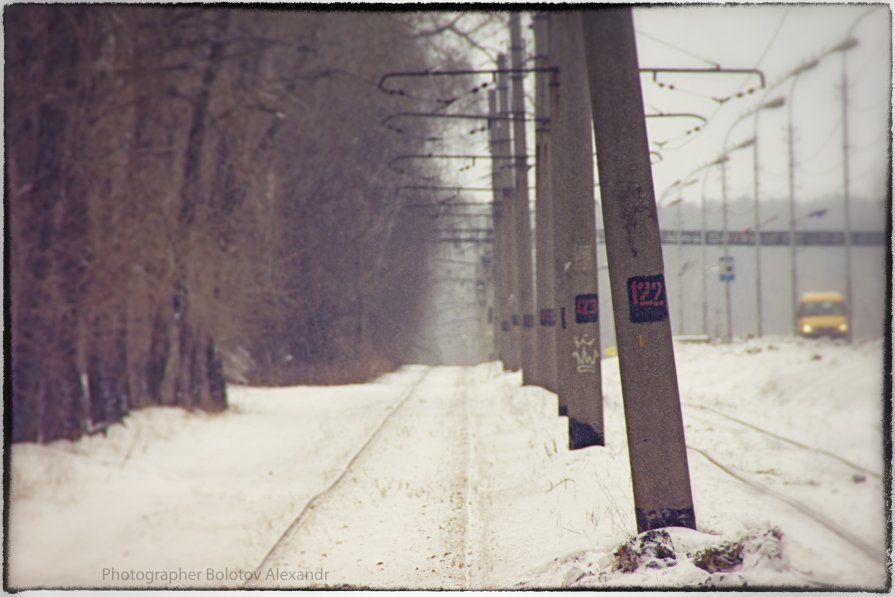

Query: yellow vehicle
[797,291,849,339]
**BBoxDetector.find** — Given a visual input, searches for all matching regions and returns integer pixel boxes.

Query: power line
[851,127,889,152]
[635,28,720,68]
[750,7,792,74]
[658,7,792,153]
[800,121,842,164]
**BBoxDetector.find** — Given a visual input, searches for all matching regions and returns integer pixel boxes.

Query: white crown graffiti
[572,335,598,373]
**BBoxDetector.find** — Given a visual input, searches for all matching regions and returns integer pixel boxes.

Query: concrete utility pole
[719,155,734,342]
[533,12,558,394]
[488,91,511,367]
[787,112,798,336]
[835,15,870,344]
[674,199,684,332]
[509,14,537,384]
[495,56,521,371]
[581,8,695,532]
[699,165,721,337]
[474,246,493,363]
[787,64,817,334]
[549,12,604,448]
[719,134,755,342]
[839,53,854,344]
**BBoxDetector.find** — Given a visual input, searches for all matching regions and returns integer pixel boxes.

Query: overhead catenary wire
[851,126,889,152]
[651,6,792,153]
[849,32,890,82]
[799,120,842,164]
[635,28,721,68]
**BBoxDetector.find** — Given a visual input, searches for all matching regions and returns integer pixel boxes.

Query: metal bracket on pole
[640,66,767,89]
[378,66,557,97]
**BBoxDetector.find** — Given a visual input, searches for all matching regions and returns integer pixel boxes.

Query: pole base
[569,418,604,449]
[635,507,697,533]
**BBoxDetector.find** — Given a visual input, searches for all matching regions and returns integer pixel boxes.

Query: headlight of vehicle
[802,324,813,333]
[838,323,848,332]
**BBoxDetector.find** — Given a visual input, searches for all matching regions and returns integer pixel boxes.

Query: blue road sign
[719,256,735,282]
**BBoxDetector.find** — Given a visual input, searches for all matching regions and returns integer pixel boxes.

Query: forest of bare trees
[7,6,478,443]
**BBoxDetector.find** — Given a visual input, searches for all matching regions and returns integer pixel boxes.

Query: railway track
[244,368,434,587]
[461,368,484,589]
[686,403,881,480]
[684,404,883,564]
[687,445,880,561]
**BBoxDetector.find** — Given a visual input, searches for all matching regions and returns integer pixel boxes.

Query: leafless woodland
[7,6,488,442]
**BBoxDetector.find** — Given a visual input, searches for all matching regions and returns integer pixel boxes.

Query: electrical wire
[745,7,792,81]
[650,81,719,101]
[800,120,842,163]
[849,156,887,183]
[799,159,846,178]
[851,127,889,153]
[658,6,792,153]
[849,95,890,111]
[850,32,890,82]
[635,28,720,68]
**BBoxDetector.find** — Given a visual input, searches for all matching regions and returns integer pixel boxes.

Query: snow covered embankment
[471,336,886,589]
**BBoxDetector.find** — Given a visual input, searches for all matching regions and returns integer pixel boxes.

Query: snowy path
[249,366,478,589]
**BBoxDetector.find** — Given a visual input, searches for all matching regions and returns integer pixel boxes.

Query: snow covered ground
[7,337,888,590]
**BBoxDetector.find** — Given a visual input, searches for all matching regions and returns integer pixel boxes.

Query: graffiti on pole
[571,334,598,373]
[572,244,595,272]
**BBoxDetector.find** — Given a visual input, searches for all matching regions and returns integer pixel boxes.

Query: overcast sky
[633,3,890,214]
[443,5,890,228]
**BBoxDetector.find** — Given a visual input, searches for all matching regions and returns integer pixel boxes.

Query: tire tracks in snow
[244,368,433,586]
